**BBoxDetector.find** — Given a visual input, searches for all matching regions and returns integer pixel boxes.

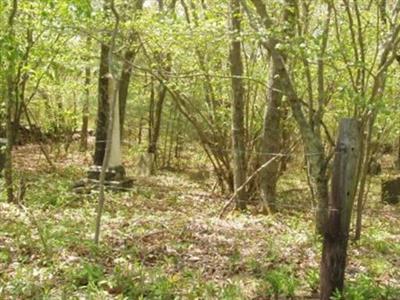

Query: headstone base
[72,165,134,193]
[87,165,126,181]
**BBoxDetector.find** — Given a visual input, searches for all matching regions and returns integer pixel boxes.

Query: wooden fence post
[320,118,361,300]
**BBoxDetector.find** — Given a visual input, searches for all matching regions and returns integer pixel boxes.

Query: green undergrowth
[0,164,399,299]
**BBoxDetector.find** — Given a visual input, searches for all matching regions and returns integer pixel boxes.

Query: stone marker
[382,177,400,204]
[0,138,6,175]
[74,95,133,192]
[87,95,127,180]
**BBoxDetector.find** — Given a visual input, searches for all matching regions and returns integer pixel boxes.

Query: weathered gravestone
[0,138,6,175]
[382,177,400,204]
[73,93,133,193]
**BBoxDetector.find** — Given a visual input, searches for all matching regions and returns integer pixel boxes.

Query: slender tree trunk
[118,49,135,141]
[148,85,167,154]
[259,0,295,212]
[354,116,374,240]
[230,0,248,210]
[144,0,174,172]
[353,25,398,239]
[147,57,170,173]
[148,79,155,147]
[93,43,110,166]
[5,74,14,203]
[396,134,400,170]
[138,116,143,144]
[167,108,178,167]
[380,0,387,24]
[249,0,330,232]
[161,104,173,168]
[80,65,90,151]
[260,55,284,212]
[4,0,18,203]
[118,0,143,141]
[174,113,182,162]
[269,50,330,233]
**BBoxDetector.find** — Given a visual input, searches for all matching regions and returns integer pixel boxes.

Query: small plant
[331,275,400,300]
[109,265,176,299]
[305,268,319,293]
[228,247,242,273]
[109,264,145,298]
[69,262,104,287]
[258,266,300,299]
[221,282,244,299]
[0,248,11,264]
[247,257,266,277]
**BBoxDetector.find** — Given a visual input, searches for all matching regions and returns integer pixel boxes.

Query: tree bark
[118,0,143,141]
[93,43,110,166]
[147,53,171,173]
[230,0,248,210]
[260,0,295,213]
[4,0,18,203]
[118,50,135,141]
[80,64,90,151]
[148,84,167,153]
[248,0,330,232]
[5,73,15,203]
[260,55,284,212]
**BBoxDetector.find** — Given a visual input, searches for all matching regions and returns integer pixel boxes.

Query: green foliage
[257,266,300,298]
[220,282,244,299]
[25,174,81,208]
[362,226,400,256]
[305,268,320,292]
[1,166,399,298]
[67,262,104,287]
[332,275,400,300]
[2,266,53,299]
[109,264,176,299]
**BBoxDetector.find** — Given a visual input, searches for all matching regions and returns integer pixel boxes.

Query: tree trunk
[397,134,400,170]
[249,0,329,233]
[354,117,373,241]
[118,49,135,141]
[230,0,248,210]
[138,116,143,144]
[118,0,144,141]
[80,65,90,151]
[147,58,170,173]
[148,84,167,158]
[5,74,14,203]
[93,43,110,166]
[260,55,283,212]
[4,0,18,203]
[259,0,295,213]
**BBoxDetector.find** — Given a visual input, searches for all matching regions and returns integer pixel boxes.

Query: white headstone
[108,92,122,168]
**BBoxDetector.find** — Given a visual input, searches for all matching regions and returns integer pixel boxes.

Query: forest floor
[0,144,399,299]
